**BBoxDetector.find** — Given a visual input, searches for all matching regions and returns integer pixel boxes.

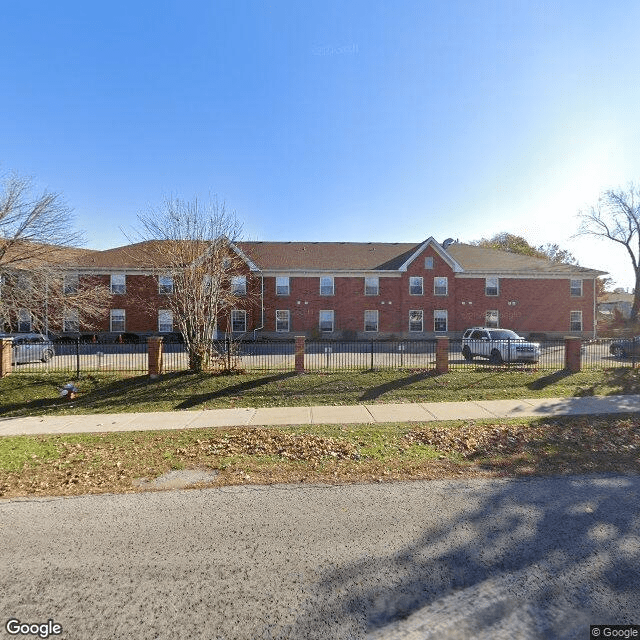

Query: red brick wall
[78,259,597,338]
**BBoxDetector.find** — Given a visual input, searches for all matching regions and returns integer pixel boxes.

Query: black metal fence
[5,337,639,374]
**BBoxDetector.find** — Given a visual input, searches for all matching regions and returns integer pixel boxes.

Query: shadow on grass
[526,368,574,391]
[359,370,439,402]
[174,371,299,409]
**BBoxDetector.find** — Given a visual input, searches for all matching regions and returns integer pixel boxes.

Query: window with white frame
[158,309,173,333]
[424,257,434,269]
[231,309,247,332]
[434,277,448,296]
[409,310,423,332]
[434,309,447,332]
[364,277,379,296]
[570,279,583,297]
[63,273,79,295]
[110,309,125,332]
[276,276,290,296]
[158,275,174,295]
[276,310,290,332]
[570,310,583,331]
[409,276,423,295]
[111,274,126,295]
[17,273,31,291]
[364,310,378,332]
[319,310,334,332]
[485,310,499,328]
[320,276,334,296]
[485,276,499,296]
[18,308,32,333]
[63,309,79,333]
[231,275,247,296]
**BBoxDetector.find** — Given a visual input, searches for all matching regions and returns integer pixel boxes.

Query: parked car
[0,333,55,364]
[461,327,540,364]
[609,336,640,358]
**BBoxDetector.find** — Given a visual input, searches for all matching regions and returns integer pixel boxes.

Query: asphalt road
[1,476,639,640]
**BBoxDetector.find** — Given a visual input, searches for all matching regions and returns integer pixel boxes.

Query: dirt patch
[133,468,220,490]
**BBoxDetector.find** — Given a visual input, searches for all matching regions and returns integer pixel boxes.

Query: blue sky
[3,0,640,289]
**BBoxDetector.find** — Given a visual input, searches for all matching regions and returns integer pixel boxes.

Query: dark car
[609,336,640,358]
[0,333,55,364]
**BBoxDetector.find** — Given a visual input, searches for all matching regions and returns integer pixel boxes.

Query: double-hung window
[158,309,173,333]
[485,277,499,296]
[424,257,434,269]
[570,311,583,331]
[111,274,126,295]
[434,277,448,296]
[276,310,290,332]
[409,277,423,295]
[110,309,125,332]
[158,275,174,295]
[364,277,379,296]
[319,310,334,332]
[63,309,79,333]
[409,310,423,332]
[276,276,290,296]
[63,274,79,295]
[231,309,247,332]
[434,310,447,332]
[320,276,334,296]
[231,276,247,296]
[364,310,378,332]
[18,309,32,333]
[570,279,583,297]
[485,310,499,328]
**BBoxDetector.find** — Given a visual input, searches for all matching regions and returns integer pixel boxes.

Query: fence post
[295,336,306,373]
[0,338,12,378]
[370,340,374,371]
[564,336,582,373]
[435,336,449,374]
[148,336,164,379]
[75,337,81,380]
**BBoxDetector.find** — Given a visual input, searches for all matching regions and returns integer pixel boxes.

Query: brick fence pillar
[435,336,449,374]
[565,336,582,373]
[148,336,164,379]
[0,338,12,378]
[295,336,306,373]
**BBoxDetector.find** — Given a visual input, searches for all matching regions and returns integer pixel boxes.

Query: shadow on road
[285,475,640,639]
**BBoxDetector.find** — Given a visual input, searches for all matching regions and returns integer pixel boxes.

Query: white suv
[461,327,540,364]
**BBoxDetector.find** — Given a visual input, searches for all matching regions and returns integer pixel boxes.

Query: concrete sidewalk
[1,394,640,436]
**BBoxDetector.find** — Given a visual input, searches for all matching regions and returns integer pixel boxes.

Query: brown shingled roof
[62,239,606,277]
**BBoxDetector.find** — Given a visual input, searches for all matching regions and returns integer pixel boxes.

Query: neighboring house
[598,292,635,319]
[52,237,605,339]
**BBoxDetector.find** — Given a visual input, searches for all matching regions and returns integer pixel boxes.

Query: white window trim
[409,276,423,296]
[276,310,290,332]
[434,277,448,296]
[18,308,32,333]
[231,309,247,333]
[158,309,173,333]
[111,274,126,295]
[570,310,583,331]
[409,310,423,332]
[63,273,79,295]
[276,276,290,296]
[158,275,174,295]
[364,310,379,332]
[434,309,447,332]
[110,309,125,333]
[570,279,583,297]
[319,310,334,332]
[231,276,247,296]
[485,277,499,297]
[364,277,379,296]
[63,309,79,333]
[320,276,334,296]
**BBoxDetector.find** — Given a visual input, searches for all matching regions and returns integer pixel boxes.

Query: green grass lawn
[1,367,640,417]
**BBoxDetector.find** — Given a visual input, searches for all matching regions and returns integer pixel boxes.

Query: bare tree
[133,195,251,372]
[577,184,640,322]
[0,172,111,334]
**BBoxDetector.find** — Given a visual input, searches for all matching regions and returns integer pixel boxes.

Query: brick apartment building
[58,237,605,340]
